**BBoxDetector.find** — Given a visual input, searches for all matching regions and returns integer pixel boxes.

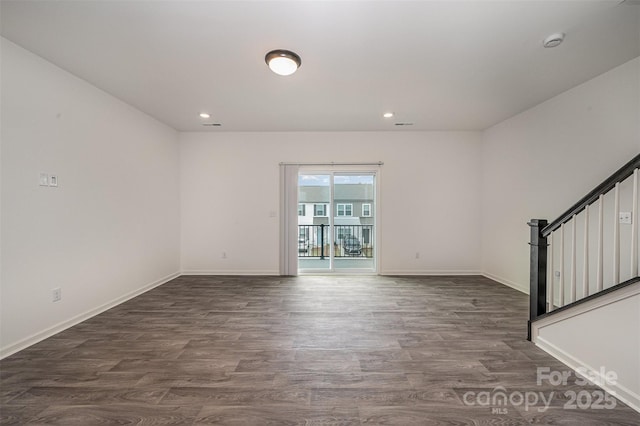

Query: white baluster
[570,215,577,303]
[548,232,554,311]
[597,194,604,292]
[613,182,620,285]
[583,205,589,298]
[632,169,638,278]
[559,223,565,307]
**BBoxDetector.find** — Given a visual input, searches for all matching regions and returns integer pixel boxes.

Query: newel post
[527,219,548,341]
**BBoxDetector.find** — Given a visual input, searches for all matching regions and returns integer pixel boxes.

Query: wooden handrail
[541,153,640,237]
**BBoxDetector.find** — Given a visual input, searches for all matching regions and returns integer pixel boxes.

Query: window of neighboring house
[362,203,372,217]
[337,203,353,217]
[298,204,306,216]
[314,204,327,217]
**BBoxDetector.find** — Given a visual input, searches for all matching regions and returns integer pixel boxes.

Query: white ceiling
[1,0,639,132]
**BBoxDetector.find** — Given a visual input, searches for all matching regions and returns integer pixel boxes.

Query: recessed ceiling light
[543,33,565,48]
[265,49,302,76]
[199,112,211,119]
[383,112,394,118]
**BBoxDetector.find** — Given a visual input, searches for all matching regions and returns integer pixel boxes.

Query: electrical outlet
[52,287,62,302]
[619,212,632,224]
[221,251,227,259]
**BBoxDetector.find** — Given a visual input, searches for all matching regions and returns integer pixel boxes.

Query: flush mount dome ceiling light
[265,49,301,76]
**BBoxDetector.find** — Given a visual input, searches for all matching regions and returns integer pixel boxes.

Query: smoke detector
[543,33,565,48]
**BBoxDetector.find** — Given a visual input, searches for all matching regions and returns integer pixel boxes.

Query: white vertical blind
[279,164,299,276]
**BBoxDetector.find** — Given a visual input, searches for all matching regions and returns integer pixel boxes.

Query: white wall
[481,57,640,293]
[533,283,640,412]
[3,32,637,363]
[180,131,482,275]
[0,39,181,357]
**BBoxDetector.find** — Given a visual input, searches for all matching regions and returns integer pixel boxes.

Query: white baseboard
[181,270,279,276]
[184,270,484,277]
[379,270,481,276]
[0,271,181,359]
[482,271,528,294]
[184,270,483,277]
[535,336,640,413]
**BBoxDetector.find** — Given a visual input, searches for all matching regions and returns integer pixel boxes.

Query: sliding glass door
[297,174,332,271]
[298,172,376,273]
[333,174,375,272]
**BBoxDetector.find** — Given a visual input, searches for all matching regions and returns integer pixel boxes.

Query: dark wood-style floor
[1,275,639,425]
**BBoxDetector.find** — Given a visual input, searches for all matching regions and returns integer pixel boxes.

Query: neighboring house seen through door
[298,172,376,273]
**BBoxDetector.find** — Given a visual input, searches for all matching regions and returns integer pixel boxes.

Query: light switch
[49,175,58,187]
[619,212,632,224]
[39,173,49,186]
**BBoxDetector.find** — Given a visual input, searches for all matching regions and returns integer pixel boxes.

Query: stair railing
[528,154,640,340]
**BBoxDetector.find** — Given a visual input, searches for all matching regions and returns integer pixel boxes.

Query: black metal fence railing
[298,224,374,258]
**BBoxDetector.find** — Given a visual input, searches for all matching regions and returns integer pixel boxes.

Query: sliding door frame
[297,167,380,275]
